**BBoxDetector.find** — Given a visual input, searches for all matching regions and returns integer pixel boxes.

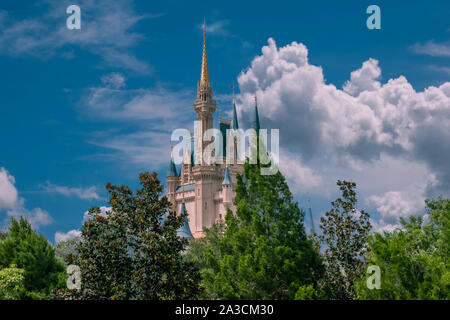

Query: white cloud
[83,206,111,222]
[236,38,450,230]
[410,40,450,57]
[101,72,126,89]
[0,0,159,73]
[199,20,232,37]
[54,229,81,244]
[6,198,53,230]
[279,149,324,195]
[0,167,18,210]
[41,182,101,200]
[0,167,53,230]
[428,65,450,75]
[79,74,195,169]
[343,58,381,96]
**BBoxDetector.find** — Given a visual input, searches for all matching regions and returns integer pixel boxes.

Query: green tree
[184,221,225,272]
[60,172,201,300]
[199,162,324,299]
[0,265,25,299]
[318,180,371,300]
[356,198,450,299]
[55,237,80,265]
[0,217,66,298]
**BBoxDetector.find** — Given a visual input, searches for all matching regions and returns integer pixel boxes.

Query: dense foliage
[318,181,372,300]
[193,162,324,299]
[0,265,25,299]
[55,237,80,265]
[356,198,450,299]
[0,217,65,298]
[59,172,201,300]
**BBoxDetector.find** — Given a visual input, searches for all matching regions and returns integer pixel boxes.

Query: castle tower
[193,22,216,163]
[222,166,233,209]
[166,146,179,211]
[167,22,245,239]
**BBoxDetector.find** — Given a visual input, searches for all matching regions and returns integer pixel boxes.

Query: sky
[0,0,449,244]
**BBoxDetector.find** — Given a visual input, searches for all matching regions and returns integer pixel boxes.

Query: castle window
[204,201,207,210]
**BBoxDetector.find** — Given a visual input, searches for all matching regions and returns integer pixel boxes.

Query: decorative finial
[200,19,210,87]
[254,89,257,108]
[231,85,235,105]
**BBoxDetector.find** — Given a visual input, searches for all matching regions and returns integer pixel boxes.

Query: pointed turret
[167,146,178,177]
[308,199,315,234]
[177,202,194,239]
[194,21,216,154]
[253,92,260,134]
[200,21,210,89]
[222,167,232,185]
[232,87,239,130]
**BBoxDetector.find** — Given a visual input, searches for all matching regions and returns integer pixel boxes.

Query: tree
[199,162,324,299]
[0,265,25,300]
[55,237,80,265]
[60,172,201,300]
[356,197,450,299]
[184,221,225,272]
[318,180,371,300]
[0,217,66,298]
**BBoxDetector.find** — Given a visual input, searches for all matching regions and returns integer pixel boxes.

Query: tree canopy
[60,172,201,300]
[356,197,450,299]
[0,217,65,298]
[195,162,324,299]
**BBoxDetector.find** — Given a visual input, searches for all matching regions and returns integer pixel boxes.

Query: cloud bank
[236,38,450,230]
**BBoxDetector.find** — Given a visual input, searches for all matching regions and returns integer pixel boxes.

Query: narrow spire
[200,20,210,87]
[222,166,232,185]
[308,199,315,234]
[231,85,239,130]
[177,202,194,239]
[253,90,260,133]
[167,145,178,177]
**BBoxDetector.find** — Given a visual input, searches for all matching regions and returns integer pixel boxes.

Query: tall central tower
[166,21,248,239]
[194,23,216,159]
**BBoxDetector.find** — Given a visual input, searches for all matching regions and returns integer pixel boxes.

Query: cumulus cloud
[0,167,53,229]
[41,182,101,200]
[236,38,450,230]
[54,229,81,244]
[279,150,324,195]
[0,167,18,210]
[343,58,381,96]
[0,0,160,73]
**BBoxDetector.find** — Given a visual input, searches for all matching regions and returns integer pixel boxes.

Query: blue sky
[0,0,449,243]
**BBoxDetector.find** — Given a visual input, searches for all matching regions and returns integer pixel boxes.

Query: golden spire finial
[232,85,235,105]
[200,19,210,87]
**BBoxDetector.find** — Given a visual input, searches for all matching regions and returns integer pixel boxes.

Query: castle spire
[253,90,260,133]
[200,20,210,88]
[232,85,239,130]
[167,145,178,177]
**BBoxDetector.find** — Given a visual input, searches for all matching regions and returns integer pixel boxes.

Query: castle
[166,24,261,239]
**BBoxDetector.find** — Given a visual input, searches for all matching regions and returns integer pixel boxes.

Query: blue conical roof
[232,102,239,130]
[253,105,260,134]
[177,203,194,238]
[167,157,178,177]
[222,167,232,185]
